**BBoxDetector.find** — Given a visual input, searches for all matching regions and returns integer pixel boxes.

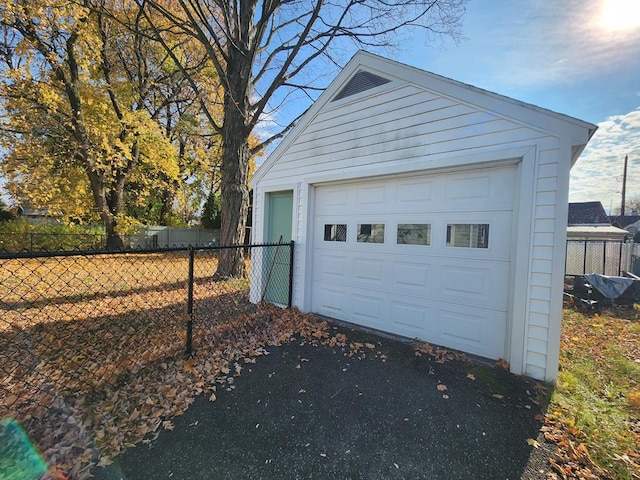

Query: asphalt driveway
[92,323,554,480]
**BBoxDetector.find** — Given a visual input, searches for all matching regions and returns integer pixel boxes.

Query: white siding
[266,85,546,183]
[524,146,562,379]
[293,184,305,307]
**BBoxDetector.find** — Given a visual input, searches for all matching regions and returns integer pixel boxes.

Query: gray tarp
[584,274,635,300]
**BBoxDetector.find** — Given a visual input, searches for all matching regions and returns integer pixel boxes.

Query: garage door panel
[439,309,483,349]
[316,186,349,212]
[397,179,433,204]
[439,262,510,310]
[352,293,386,326]
[444,168,514,210]
[437,306,506,359]
[391,261,431,294]
[391,301,435,337]
[314,285,348,317]
[446,175,490,202]
[353,257,385,283]
[318,254,349,278]
[357,185,387,205]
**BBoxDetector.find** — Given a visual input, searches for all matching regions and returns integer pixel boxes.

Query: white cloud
[570,107,640,211]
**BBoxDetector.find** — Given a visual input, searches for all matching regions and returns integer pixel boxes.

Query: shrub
[0,221,105,252]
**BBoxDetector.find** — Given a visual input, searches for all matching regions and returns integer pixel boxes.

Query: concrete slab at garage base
[93,326,554,480]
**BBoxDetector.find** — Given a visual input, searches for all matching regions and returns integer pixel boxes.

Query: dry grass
[544,304,640,479]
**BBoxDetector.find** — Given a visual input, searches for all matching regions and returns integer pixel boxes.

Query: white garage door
[311,165,515,359]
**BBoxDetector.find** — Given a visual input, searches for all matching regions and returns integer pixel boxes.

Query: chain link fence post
[185,246,195,357]
[288,241,294,308]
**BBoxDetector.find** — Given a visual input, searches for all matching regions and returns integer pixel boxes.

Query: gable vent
[332,70,391,101]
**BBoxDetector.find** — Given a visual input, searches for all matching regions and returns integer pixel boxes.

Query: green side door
[263,190,293,305]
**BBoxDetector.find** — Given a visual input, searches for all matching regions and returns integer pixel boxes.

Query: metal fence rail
[0,242,293,465]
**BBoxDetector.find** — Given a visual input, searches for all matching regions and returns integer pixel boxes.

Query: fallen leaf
[466,373,476,381]
[526,438,540,449]
[97,456,113,467]
[492,394,504,400]
[628,390,640,409]
[437,384,448,391]
[162,421,175,431]
[183,358,196,373]
[364,343,375,349]
[496,358,510,371]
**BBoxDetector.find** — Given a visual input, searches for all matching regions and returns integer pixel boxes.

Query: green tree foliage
[201,191,221,230]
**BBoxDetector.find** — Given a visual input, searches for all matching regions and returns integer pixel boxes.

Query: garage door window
[324,224,347,242]
[446,224,489,248]
[397,224,431,245]
[357,223,385,243]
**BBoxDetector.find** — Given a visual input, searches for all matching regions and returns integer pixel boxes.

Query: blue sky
[2,0,638,214]
[395,0,640,213]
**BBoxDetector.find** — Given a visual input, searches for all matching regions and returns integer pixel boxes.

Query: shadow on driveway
[93,324,554,480]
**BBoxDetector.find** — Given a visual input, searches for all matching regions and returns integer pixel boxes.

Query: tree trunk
[215,109,250,278]
[159,178,178,225]
[215,133,250,277]
[85,166,124,250]
[214,38,253,278]
[105,216,125,250]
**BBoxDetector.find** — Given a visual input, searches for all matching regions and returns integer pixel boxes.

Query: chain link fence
[0,242,293,477]
[565,239,640,276]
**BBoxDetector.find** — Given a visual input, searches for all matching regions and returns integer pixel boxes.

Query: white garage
[251,51,596,381]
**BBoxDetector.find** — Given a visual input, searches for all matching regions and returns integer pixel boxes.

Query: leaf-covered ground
[542,304,640,479]
[2,302,331,479]
[0,252,258,479]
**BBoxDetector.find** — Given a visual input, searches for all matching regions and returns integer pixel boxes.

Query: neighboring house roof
[567,201,610,225]
[622,219,640,235]
[609,214,640,228]
[14,205,50,217]
[567,225,629,240]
